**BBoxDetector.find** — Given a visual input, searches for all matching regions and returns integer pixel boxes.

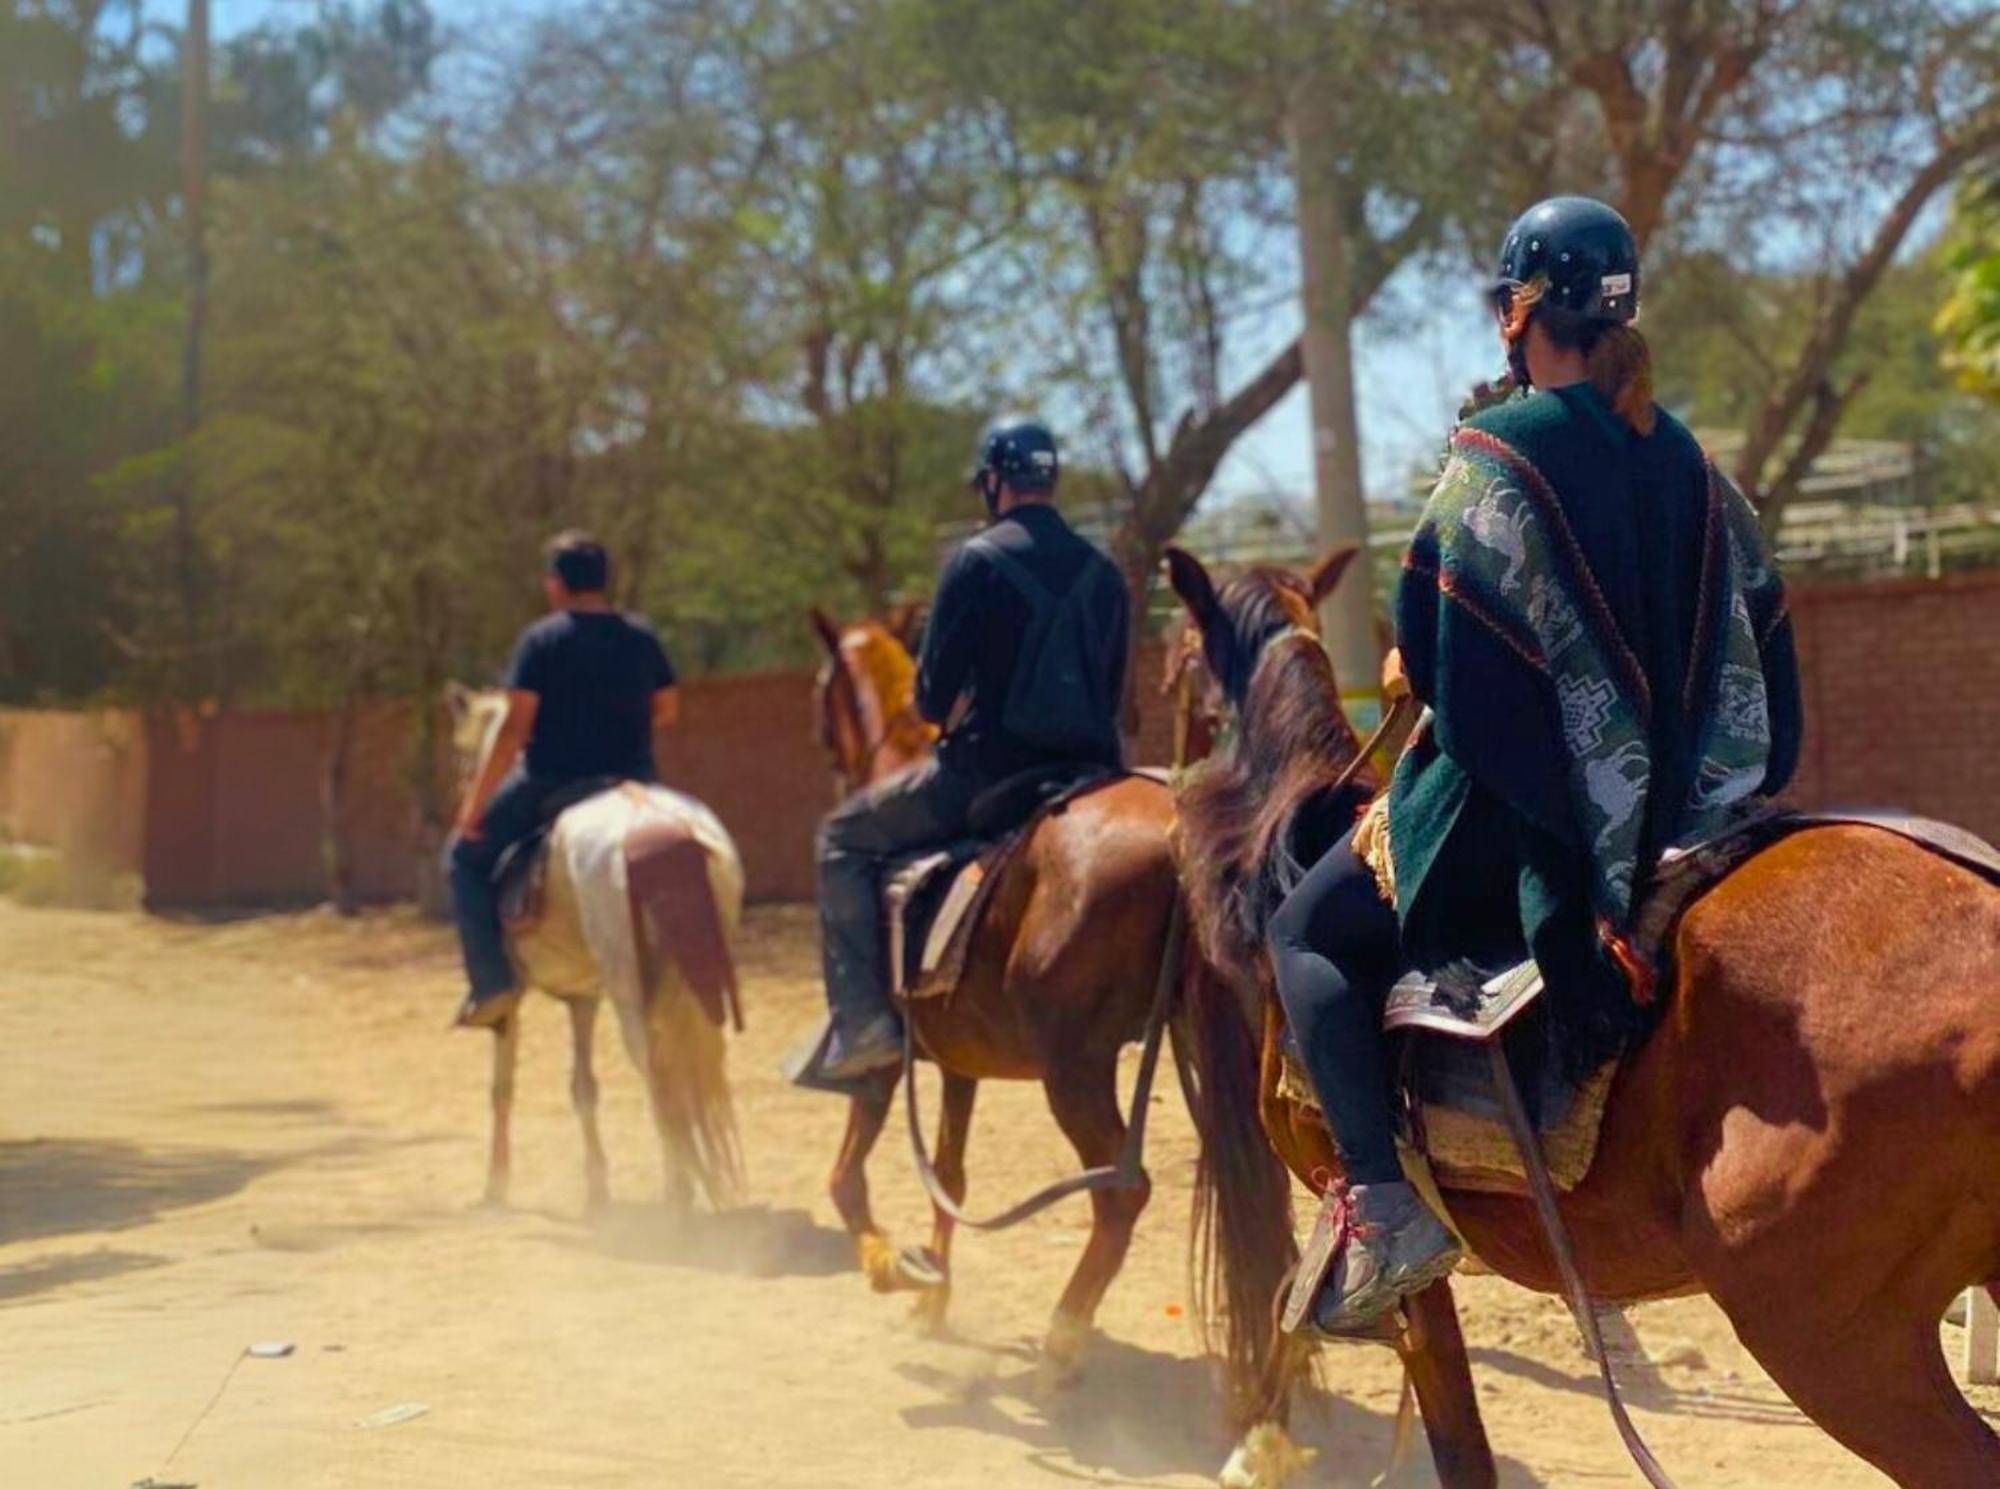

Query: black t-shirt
[506,610,676,782]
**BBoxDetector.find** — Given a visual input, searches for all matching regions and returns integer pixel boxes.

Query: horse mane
[813,619,936,766]
[1177,571,1378,976]
[843,623,919,721]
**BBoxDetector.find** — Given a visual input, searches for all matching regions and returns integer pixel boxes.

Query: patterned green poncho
[1385,385,1800,1056]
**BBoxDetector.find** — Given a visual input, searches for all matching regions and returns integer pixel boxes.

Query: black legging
[1266,826,1405,1185]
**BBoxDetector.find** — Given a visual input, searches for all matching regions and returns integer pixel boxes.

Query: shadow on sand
[533,1200,856,1280]
[0,1138,275,1250]
[0,1247,167,1306]
[896,1330,1543,1487]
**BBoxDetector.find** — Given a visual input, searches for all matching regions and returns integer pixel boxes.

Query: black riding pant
[1266,827,1406,1185]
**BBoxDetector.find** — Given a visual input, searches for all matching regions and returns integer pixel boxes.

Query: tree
[496,0,998,619]
[929,0,1465,663]
[1424,0,2000,530]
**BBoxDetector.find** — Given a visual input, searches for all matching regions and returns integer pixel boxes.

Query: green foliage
[1938,178,2000,402]
[1,0,1993,713]
[1650,249,2000,508]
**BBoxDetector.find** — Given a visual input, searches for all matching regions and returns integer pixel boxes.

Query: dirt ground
[1,900,1992,1488]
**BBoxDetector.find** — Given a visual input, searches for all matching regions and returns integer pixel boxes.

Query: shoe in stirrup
[1281,1180,1461,1338]
[453,986,523,1031]
[819,1012,903,1080]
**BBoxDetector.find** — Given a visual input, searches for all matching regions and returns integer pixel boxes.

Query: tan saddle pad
[886,840,1013,1003]
[1278,961,1618,1197]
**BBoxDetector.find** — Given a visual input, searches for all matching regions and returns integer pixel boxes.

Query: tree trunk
[177,0,210,691]
[1289,73,1380,716]
[322,685,362,916]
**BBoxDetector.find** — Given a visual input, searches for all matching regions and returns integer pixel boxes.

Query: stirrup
[1280,1178,1355,1336]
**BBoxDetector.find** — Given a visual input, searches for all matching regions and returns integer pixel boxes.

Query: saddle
[886,763,1123,1002]
[1282,805,2000,1199]
[495,775,626,932]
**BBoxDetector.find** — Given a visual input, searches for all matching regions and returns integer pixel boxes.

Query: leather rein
[816,625,1184,1233]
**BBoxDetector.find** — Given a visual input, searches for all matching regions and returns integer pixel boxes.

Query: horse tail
[1170,922,1305,1431]
[644,978,744,1208]
[628,813,748,1209]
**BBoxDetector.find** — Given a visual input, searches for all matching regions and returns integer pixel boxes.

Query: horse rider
[813,418,1131,1081]
[1271,197,1805,1333]
[447,530,681,1030]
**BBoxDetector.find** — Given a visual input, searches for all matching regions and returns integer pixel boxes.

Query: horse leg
[484,1012,520,1208]
[609,996,692,1215]
[1041,1051,1150,1389]
[912,1072,977,1335]
[1715,1290,2000,1488]
[829,1074,913,1293]
[1396,1279,1499,1489]
[567,997,609,1213]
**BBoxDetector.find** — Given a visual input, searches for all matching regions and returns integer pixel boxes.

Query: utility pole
[1287,64,1381,726]
[178,0,210,685]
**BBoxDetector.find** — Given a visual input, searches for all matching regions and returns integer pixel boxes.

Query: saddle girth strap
[1488,1039,1680,1489]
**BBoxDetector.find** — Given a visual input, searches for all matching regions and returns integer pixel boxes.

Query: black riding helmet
[969,417,1059,517]
[1492,195,1640,325]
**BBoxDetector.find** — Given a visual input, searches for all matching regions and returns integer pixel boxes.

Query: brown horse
[805,608,1296,1418]
[1164,544,2000,1488]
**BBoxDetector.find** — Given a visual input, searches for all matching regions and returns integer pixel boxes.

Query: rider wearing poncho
[1272,196,1803,1336]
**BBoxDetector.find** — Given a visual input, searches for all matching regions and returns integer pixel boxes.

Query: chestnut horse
[1164,544,2000,1488]
[805,608,1295,1419]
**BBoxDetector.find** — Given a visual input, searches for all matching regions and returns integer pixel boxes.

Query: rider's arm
[915,547,978,726]
[1104,566,1134,743]
[1755,580,1803,797]
[456,690,538,838]
[1391,529,1443,707]
[643,623,681,732]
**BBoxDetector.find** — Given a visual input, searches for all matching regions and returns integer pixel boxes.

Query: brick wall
[1,579,1995,908]
[1785,570,2000,842]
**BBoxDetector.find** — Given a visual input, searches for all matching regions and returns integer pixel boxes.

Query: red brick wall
[5,580,1996,909]
[1785,571,2000,842]
[656,669,840,904]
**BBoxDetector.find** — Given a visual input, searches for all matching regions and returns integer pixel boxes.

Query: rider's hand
[454,811,485,843]
[1381,647,1412,704]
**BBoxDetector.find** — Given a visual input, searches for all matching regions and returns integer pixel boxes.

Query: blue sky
[213,0,1497,507]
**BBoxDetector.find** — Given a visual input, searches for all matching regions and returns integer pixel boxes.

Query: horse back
[913,773,1180,1078]
[1661,825,2000,1249]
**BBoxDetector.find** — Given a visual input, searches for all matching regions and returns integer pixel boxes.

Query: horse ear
[1163,546,1221,628]
[1305,543,1363,606]
[442,681,471,723]
[1274,585,1318,634]
[807,606,843,658]
[884,601,924,652]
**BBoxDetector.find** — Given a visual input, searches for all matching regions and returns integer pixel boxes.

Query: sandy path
[0,901,1991,1488]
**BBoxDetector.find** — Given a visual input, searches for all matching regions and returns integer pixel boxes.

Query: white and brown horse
[445,685,747,1214]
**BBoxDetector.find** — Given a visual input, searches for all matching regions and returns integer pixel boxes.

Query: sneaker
[819,1013,903,1080]
[453,987,523,1031]
[1283,1180,1462,1337]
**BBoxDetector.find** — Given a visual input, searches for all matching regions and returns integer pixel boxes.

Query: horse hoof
[1036,1310,1091,1394]
[897,1245,948,1290]
[857,1231,905,1293]
[1219,1421,1317,1489]
[910,1284,953,1337]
